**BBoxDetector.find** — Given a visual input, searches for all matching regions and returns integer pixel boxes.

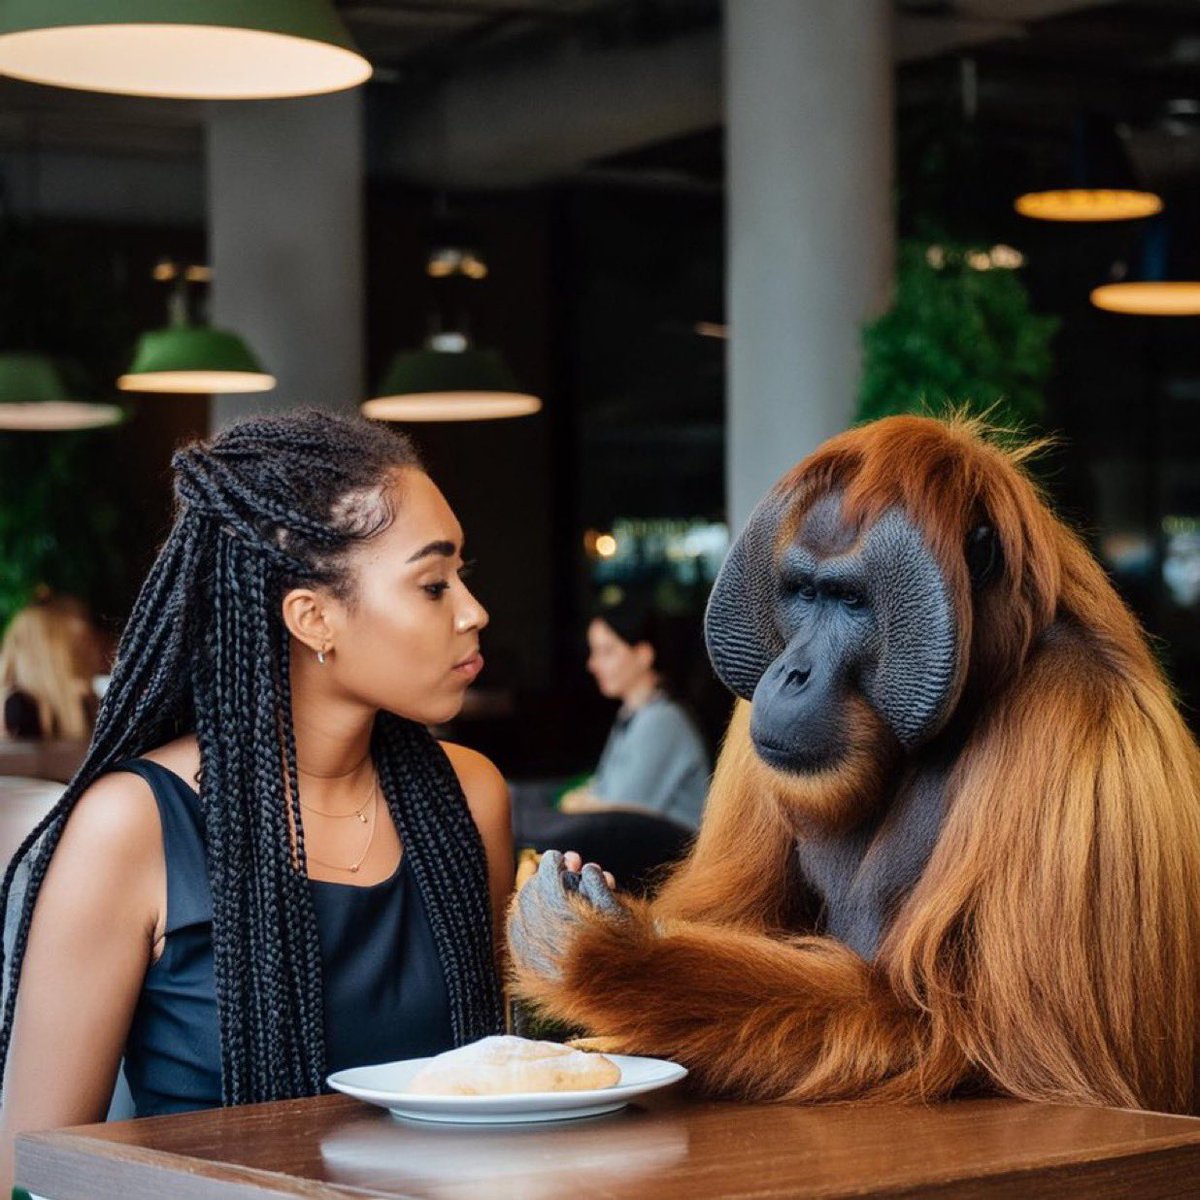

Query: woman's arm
[441,742,515,947]
[0,772,163,1195]
[558,790,661,819]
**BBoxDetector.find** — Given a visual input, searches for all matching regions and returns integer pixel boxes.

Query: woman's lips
[453,653,484,681]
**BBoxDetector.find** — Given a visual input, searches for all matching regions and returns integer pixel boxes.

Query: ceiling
[0,0,717,160]
[0,0,1197,189]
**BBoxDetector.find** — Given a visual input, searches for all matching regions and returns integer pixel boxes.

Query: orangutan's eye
[783,577,817,601]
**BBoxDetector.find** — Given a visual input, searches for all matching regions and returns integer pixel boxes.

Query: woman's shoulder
[635,695,699,735]
[66,734,198,852]
[438,742,513,904]
[439,741,510,835]
[138,734,201,792]
[52,766,166,894]
[439,742,508,806]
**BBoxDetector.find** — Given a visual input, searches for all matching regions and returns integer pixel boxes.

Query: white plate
[327,1053,687,1124]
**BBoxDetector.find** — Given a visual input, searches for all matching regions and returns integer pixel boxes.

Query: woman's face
[586,618,653,701]
[313,468,489,726]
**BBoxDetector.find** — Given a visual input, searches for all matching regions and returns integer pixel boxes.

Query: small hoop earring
[317,648,327,665]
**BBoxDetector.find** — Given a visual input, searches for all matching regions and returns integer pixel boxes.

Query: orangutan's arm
[509,864,965,1102]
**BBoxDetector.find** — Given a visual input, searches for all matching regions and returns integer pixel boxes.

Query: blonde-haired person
[0,595,102,741]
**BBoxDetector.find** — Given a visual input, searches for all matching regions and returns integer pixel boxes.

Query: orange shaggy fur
[511,415,1200,1114]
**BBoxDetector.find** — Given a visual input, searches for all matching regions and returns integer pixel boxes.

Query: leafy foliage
[0,429,124,628]
[0,220,132,628]
[858,241,1059,430]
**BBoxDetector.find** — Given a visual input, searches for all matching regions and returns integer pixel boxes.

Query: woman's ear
[634,640,657,673]
[281,587,336,655]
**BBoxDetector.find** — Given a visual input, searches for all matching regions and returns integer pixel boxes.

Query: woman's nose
[464,590,488,632]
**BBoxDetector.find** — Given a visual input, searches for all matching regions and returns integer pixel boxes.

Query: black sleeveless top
[115,758,455,1116]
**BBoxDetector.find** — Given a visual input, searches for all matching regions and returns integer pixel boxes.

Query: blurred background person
[559,596,710,831]
[0,593,103,742]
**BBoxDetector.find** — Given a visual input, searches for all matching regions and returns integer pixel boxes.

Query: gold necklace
[300,769,375,823]
[305,780,380,874]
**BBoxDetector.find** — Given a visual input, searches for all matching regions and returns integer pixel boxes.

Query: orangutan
[509,415,1200,1114]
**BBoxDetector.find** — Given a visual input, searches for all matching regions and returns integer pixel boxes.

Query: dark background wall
[5,1,1200,777]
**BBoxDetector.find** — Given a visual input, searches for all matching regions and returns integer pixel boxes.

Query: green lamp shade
[0,0,371,99]
[0,352,67,402]
[118,327,276,395]
[362,348,542,422]
[0,353,123,430]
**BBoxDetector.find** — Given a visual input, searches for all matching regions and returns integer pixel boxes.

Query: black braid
[374,714,504,1043]
[0,409,503,1105]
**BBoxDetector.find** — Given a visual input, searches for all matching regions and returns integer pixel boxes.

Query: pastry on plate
[408,1034,621,1096]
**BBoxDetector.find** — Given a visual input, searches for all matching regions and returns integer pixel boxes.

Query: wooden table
[17,1088,1200,1199]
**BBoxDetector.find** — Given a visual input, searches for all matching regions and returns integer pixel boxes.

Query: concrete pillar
[206,92,364,429]
[724,0,894,529]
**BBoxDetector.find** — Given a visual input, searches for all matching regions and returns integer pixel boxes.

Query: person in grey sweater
[560,599,710,830]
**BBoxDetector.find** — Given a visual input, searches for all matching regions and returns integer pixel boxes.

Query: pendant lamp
[118,327,276,394]
[0,352,122,431]
[0,0,371,100]
[1015,114,1162,223]
[1090,214,1200,317]
[362,332,541,423]
[118,271,275,394]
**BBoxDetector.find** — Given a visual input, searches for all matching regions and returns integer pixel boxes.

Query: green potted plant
[858,240,1059,429]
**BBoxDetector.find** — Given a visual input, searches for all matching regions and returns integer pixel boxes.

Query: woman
[560,597,709,830]
[0,411,511,1190]
[0,595,103,741]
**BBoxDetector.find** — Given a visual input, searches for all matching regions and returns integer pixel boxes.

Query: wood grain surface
[18,1087,1200,1199]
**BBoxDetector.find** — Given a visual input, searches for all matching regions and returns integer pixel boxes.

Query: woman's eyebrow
[405,539,459,564]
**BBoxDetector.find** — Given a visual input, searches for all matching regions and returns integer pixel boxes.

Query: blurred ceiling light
[118,265,275,394]
[988,244,1025,269]
[1090,282,1200,316]
[594,534,618,559]
[153,258,213,284]
[926,244,1025,271]
[1090,214,1200,316]
[426,246,488,281]
[1015,189,1163,222]
[0,353,122,430]
[0,0,371,100]
[363,331,540,423]
[1014,114,1161,223]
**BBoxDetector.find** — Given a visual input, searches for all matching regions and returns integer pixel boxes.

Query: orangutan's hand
[508,850,627,982]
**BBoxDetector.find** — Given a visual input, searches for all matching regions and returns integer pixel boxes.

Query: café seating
[0,776,64,868]
[0,739,88,786]
[510,781,694,897]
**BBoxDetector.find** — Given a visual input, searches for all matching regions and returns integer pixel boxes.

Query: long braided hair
[0,409,504,1104]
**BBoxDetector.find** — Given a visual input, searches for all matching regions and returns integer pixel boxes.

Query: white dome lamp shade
[1015,114,1162,223]
[0,353,123,431]
[362,333,542,423]
[0,0,371,100]
[118,325,276,395]
[1091,214,1200,317]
